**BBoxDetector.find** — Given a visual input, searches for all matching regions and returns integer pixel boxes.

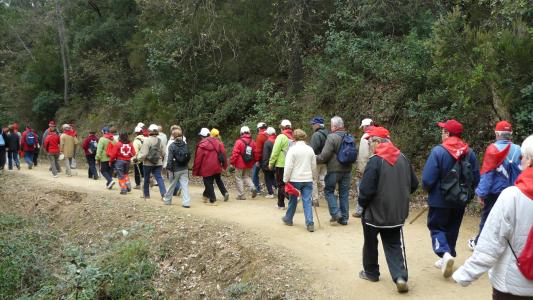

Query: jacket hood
[198,137,217,151]
[103,133,114,140]
[173,139,186,147]
[374,142,401,166]
[239,133,253,143]
[441,136,469,160]
[480,143,511,174]
[515,168,533,200]
[282,129,294,140]
[267,134,277,142]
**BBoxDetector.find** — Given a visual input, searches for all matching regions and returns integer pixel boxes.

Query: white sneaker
[434,258,443,269]
[265,194,275,199]
[467,238,476,251]
[53,175,59,178]
[442,252,454,278]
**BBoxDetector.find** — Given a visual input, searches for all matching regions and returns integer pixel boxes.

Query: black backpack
[173,142,190,164]
[440,151,475,206]
[241,139,254,163]
[146,138,161,164]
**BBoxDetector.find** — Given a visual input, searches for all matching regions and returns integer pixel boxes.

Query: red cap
[365,126,390,139]
[495,120,512,132]
[48,121,56,127]
[437,119,463,135]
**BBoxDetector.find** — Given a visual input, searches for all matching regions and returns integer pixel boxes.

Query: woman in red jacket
[43,130,61,177]
[193,128,227,205]
[109,130,136,195]
[230,126,258,200]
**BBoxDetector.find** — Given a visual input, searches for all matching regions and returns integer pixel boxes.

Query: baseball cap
[198,128,210,137]
[148,124,159,132]
[437,119,463,135]
[257,122,267,129]
[210,128,220,137]
[360,118,373,128]
[280,119,292,127]
[266,127,276,135]
[134,126,142,133]
[48,121,56,127]
[364,126,390,139]
[310,116,324,125]
[495,120,512,132]
[102,127,110,133]
[137,122,145,128]
[240,126,250,134]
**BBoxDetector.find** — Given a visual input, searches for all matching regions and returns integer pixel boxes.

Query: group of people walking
[1,116,532,298]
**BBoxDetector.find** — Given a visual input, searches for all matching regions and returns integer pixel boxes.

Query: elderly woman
[281,129,317,232]
[452,134,533,299]
[59,124,79,176]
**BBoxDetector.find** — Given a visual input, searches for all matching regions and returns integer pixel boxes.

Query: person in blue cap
[309,116,329,206]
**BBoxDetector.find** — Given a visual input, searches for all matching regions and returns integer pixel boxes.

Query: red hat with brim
[495,120,512,132]
[364,126,390,139]
[437,119,463,135]
[284,182,301,197]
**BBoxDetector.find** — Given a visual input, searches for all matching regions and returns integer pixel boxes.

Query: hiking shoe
[141,195,150,199]
[276,205,286,210]
[307,224,315,232]
[442,252,454,278]
[106,181,115,189]
[28,164,33,169]
[53,175,59,178]
[330,213,342,223]
[134,185,141,190]
[265,194,275,199]
[120,191,127,195]
[359,270,379,282]
[207,201,218,206]
[353,205,363,218]
[434,258,443,269]
[182,205,190,208]
[163,201,172,205]
[202,196,208,203]
[395,278,409,293]
[282,217,293,226]
[337,219,348,226]
[224,193,229,202]
[251,189,257,198]
[236,195,246,200]
[467,237,476,251]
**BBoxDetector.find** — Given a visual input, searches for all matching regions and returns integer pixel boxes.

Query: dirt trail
[8,165,491,299]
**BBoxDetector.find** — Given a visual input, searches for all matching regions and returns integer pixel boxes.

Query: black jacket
[261,140,274,170]
[166,139,189,172]
[310,128,329,155]
[5,131,20,151]
[358,154,419,227]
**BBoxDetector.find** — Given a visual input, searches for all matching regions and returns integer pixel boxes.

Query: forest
[1,0,532,161]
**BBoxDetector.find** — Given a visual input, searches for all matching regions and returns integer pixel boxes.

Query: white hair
[495,131,512,140]
[521,135,533,160]
[331,116,344,128]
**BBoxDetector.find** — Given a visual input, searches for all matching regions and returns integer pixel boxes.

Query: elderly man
[354,118,374,218]
[139,124,167,199]
[60,124,79,176]
[467,120,521,250]
[358,126,418,293]
[309,116,329,206]
[316,116,356,225]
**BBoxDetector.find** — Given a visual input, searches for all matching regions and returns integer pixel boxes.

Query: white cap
[266,127,276,135]
[134,126,142,133]
[360,118,373,128]
[198,128,210,137]
[137,122,145,128]
[257,122,267,129]
[240,126,250,134]
[148,124,159,132]
[280,119,291,127]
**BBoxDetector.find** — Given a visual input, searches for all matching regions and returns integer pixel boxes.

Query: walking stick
[313,204,321,228]
[409,206,428,224]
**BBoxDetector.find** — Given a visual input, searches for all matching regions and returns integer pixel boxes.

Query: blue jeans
[252,164,261,192]
[100,161,113,185]
[24,151,34,167]
[7,151,20,169]
[164,170,190,206]
[427,206,465,257]
[285,182,314,226]
[143,165,166,198]
[324,171,351,222]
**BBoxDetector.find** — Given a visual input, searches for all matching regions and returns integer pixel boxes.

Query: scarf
[374,142,401,166]
[480,143,511,174]
[282,129,294,140]
[63,129,76,137]
[104,133,114,140]
[441,136,469,160]
[515,168,533,200]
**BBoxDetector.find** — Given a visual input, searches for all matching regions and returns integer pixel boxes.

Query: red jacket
[230,133,257,169]
[109,141,136,163]
[254,129,268,160]
[81,134,99,156]
[193,137,226,177]
[44,132,60,154]
[21,129,38,151]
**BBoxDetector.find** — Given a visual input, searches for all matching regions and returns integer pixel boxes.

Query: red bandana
[515,168,533,200]
[441,136,469,160]
[374,142,401,165]
[480,143,511,175]
[282,129,294,140]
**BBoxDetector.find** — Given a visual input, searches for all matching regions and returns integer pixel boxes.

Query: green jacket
[95,136,114,162]
[268,133,290,168]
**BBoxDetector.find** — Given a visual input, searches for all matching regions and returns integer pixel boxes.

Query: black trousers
[362,222,408,282]
[86,155,98,179]
[202,176,217,202]
[134,162,144,186]
[275,167,286,207]
[0,146,5,170]
[213,173,228,196]
[263,169,275,195]
[33,148,39,166]
[493,288,532,300]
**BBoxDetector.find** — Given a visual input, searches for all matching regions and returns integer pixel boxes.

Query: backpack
[105,140,116,158]
[508,226,533,280]
[173,142,190,165]
[26,132,36,146]
[207,139,226,166]
[505,146,522,186]
[241,139,254,164]
[146,138,161,164]
[439,151,475,206]
[88,139,98,154]
[337,133,357,165]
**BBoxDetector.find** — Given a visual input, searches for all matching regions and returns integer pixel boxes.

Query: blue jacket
[422,145,480,208]
[475,140,521,198]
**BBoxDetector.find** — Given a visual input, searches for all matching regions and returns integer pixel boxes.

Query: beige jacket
[138,135,166,166]
[60,134,79,158]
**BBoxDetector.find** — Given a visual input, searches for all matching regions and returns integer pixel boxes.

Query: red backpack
[508,226,533,280]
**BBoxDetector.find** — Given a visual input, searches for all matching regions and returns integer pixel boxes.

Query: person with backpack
[262,127,277,199]
[354,118,375,218]
[82,130,100,180]
[268,120,294,209]
[109,130,136,195]
[357,127,419,293]
[60,124,79,177]
[309,116,329,207]
[231,126,258,200]
[422,119,480,278]
[281,129,317,232]
[210,128,230,201]
[5,125,21,170]
[95,127,116,189]
[316,116,357,225]
[20,125,39,169]
[164,128,191,207]
[253,122,268,194]
[138,124,167,199]
[193,128,228,205]
[132,126,146,189]
[467,120,522,251]
[453,134,533,298]
[43,128,61,177]
[0,126,7,173]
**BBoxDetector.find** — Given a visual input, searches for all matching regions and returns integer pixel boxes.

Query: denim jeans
[100,161,114,185]
[143,165,166,198]
[252,164,261,192]
[24,151,34,167]
[86,155,98,179]
[285,182,314,226]
[324,171,352,222]
[164,169,190,206]
[169,171,181,196]
[8,151,20,169]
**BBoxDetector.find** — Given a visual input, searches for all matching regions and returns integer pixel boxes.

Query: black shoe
[359,270,379,282]
[224,193,229,202]
[307,224,315,232]
[395,278,409,293]
[337,219,348,226]
[182,205,190,208]
[330,213,342,223]
[282,217,293,226]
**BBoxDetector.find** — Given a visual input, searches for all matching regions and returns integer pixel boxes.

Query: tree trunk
[55,0,69,106]
[490,83,511,121]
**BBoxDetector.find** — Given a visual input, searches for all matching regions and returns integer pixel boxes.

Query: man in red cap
[467,120,521,251]
[357,127,418,293]
[422,119,480,279]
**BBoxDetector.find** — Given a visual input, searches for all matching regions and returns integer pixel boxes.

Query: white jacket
[453,186,533,296]
[283,141,317,183]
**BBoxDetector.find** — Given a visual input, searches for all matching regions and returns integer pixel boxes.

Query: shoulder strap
[207,139,220,153]
[506,238,519,261]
